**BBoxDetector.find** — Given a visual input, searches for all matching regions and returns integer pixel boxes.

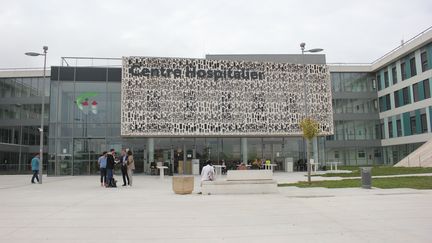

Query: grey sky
[1,0,431,68]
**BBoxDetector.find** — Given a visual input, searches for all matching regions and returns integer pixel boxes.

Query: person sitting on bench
[200,161,215,186]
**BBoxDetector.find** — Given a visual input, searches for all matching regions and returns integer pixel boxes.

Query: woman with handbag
[126,150,135,186]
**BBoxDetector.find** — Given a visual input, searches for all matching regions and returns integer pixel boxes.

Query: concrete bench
[201,170,278,195]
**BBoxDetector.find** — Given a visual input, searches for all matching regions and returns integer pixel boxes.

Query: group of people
[98,148,135,187]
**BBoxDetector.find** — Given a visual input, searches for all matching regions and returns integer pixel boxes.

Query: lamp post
[299,43,322,183]
[25,46,48,184]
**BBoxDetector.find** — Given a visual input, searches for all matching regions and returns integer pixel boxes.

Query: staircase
[394,139,432,167]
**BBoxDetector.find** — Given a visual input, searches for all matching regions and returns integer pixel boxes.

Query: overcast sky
[1,0,431,68]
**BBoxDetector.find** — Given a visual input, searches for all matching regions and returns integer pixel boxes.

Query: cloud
[0,0,431,68]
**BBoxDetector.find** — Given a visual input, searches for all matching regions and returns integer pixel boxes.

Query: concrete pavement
[0,174,431,242]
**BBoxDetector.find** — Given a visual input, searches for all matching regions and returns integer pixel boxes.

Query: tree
[299,118,320,185]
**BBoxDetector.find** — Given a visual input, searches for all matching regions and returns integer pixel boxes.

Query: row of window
[331,73,375,93]
[329,148,383,165]
[327,120,380,141]
[0,151,44,171]
[0,104,49,120]
[379,79,431,112]
[0,126,48,145]
[0,77,50,98]
[382,109,430,139]
[377,46,431,90]
[332,98,378,114]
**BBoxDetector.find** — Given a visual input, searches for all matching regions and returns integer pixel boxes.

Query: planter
[172,176,194,194]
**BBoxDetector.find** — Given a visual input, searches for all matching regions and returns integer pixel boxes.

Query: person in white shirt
[201,161,215,186]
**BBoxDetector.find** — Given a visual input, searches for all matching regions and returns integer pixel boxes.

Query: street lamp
[25,46,48,184]
[300,42,323,184]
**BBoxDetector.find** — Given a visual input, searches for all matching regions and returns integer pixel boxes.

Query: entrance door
[73,138,106,175]
[172,138,194,175]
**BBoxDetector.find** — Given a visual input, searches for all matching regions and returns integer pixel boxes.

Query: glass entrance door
[172,138,194,175]
[73,138,106,175]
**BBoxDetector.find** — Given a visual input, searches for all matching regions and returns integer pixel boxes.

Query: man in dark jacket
[119,149,129,186]
[106,149,116,187]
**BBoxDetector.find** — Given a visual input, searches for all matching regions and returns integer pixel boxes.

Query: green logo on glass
[76,92,98,114]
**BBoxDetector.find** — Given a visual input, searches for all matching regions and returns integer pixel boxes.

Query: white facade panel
[121,57,333,137]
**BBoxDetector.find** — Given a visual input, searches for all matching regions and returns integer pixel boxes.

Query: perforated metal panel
[121,56,333,137]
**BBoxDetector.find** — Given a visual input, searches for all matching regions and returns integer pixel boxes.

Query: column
[192,144,196,159]
[241,138,248,164]
[313,137,318,164]
[147,138,154,164]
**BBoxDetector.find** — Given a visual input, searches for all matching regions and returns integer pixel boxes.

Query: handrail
[327,63,371,66]
[61,56,122,67]
[371,25,432,65]
[59,26,431,68]
[0,67,50,71]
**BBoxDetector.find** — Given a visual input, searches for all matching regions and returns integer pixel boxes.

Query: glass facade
[48,66,323,176]
[382,143,423,164]
[331,72,376,92]
[0,76,49,174]
[326,72,383,165]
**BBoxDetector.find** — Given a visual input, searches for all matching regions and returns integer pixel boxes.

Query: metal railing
[329,25,432,67]
[0,67,49,71]
[371,25,432,65]
[57,26,431,68]
[61,56,122,67]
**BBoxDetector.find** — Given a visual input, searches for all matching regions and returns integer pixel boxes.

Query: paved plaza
[1,173,431,242]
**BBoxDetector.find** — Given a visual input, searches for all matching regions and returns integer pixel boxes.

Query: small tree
[299,118,320,185]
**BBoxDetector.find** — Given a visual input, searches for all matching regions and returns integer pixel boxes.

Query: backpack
[108,178,117,188]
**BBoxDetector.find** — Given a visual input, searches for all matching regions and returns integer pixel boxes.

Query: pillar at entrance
[241,138,248,164]
[148,138,154,164]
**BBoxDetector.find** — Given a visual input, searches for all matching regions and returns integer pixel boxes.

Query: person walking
[119,149,129,186]
[126,150,135,187]
[31,153,40,184]
[106,149,116,187]
[98,151,107,187]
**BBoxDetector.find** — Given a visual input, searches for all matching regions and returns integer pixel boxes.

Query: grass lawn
[319,166,432,177]
[279,176,432,189]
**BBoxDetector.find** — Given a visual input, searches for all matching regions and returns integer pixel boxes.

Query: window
[402,87,410,105]
[424,79,431,99]
[421,113,428,133]
[379,96,391,112]
[334,151,339,159]
[379,97,384,111]
[392,67,397,84]
[375,124,382,139]
[421,51,428,72]
[374,149,381,158]
[410,57,417,76]
[358,150,366,158]
[396,119,402,137]
[394,91,400,108]
[385,94,391,110]
[388,121,393,138]
[380,122,385,139]
[413,83,419,102]
[410,116,416,135]
[384,71,389,88]
[377,74,382,90]
[401,62,407,80]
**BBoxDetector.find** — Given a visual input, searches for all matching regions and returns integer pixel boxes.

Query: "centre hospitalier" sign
[121,56,333,137]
